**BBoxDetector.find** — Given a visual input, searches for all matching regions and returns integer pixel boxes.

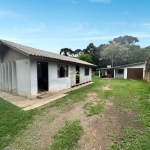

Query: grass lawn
[1,76,150,149]
[0,99,38,148]
[47,120,83,150]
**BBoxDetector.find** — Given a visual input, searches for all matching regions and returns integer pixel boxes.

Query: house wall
[0,55,93,99]
[80,66,91,83]
[16,59,31,98]
[0,61,17,95]
[28,61,92,97]
[3,48,28,62]
[145,71,150,83]
[48,62,71,92]
[115,68,124,79]
[70,65,76,86]
[124,64,146,79]
[115,63,146,79]
[30,59,38,98]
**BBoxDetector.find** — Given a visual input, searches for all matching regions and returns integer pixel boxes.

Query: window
[57,64,68,78]
[85,67,89,76]
[118,69,124,74]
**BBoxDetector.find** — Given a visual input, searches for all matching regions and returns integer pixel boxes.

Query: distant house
[97,62,146,80]
[0,40,95,99]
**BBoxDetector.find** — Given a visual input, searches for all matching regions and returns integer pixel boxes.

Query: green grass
[2,76,150,150]
[83,102,104,116]
[0,77,104,149]
[101,79,150,150]
[0,98,38,149]
[47,120,83,150]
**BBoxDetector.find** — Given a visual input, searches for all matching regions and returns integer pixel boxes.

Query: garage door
[127,68,143,80]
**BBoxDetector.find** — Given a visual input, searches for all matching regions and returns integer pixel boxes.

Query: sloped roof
[97,62,146,70]
[0,40,95,66]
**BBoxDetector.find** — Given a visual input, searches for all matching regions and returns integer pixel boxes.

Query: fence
[145,71,150,83]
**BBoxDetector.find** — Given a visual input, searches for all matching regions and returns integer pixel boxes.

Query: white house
[0,40,95,99]
[97,62,146,80]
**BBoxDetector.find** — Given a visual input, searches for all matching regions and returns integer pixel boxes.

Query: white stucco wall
[80,66,91,83]
[124,63,146,79]
[0,57,93,99]
[115,69,124,79]
[11,61,17,95]
[30,59,38,98]
[115,63,146,79]
[16,59,31,98]
[70,65,76,86]
[48,62,70,92]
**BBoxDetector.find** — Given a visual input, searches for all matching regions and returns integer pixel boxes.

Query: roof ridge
[0,39,95,66]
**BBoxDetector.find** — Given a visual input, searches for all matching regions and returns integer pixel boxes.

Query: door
[37,61,48,92]
[76,66,80,84]
[127,68,143,80]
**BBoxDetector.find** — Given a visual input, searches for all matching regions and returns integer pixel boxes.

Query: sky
[0,0,150,54]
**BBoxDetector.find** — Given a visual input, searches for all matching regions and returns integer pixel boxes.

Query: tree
[143,46,150,60]
[109,35,139,45]
[78,54,92,63]
[60,48,73,56]
[83,43,96,54]
[100,43,128,67]
[74,49,82,56]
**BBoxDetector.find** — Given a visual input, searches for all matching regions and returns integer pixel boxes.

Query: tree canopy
[100,43,128,67]
[59,35,150,68]
[109,35,139,45]
[78,54,92,63]
[60,48,73,56]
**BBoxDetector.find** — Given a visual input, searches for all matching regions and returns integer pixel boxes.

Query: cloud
[89,0,111,3]
[14,23,46,33]
[0,10,21,18]
[49,35,116,41]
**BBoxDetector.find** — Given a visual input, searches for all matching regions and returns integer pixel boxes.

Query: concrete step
[37,92,52,99]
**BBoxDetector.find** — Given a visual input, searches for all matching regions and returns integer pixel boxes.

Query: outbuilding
[0,40,95,99]
[97,62,146,80]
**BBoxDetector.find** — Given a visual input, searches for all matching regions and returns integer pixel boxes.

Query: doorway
[37,61,48,93]
[76,66,80,84]
[127,68,143,80]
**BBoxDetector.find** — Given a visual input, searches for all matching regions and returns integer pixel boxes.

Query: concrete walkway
[0,82,93,111]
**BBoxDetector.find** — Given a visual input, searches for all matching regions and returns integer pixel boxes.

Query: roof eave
[29,55,96,67]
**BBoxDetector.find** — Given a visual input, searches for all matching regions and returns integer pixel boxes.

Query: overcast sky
[0,0,150,53]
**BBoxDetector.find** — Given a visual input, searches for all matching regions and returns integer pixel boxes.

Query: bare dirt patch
[6,91,144,150]
[101,84,112,91]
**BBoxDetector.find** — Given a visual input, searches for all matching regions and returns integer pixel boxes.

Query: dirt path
[6,79,139,150]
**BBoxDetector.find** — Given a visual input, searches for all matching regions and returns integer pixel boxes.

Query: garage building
[97,62,146,80]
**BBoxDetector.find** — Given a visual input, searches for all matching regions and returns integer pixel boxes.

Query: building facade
[0,40,95,99]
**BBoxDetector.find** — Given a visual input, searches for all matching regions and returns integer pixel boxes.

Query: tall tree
[109,35,139,45]
[83,43,96,54]
[60,48,73,56]
[100,43,128,67]
[74,49,82,56]
[142,46,150,60]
